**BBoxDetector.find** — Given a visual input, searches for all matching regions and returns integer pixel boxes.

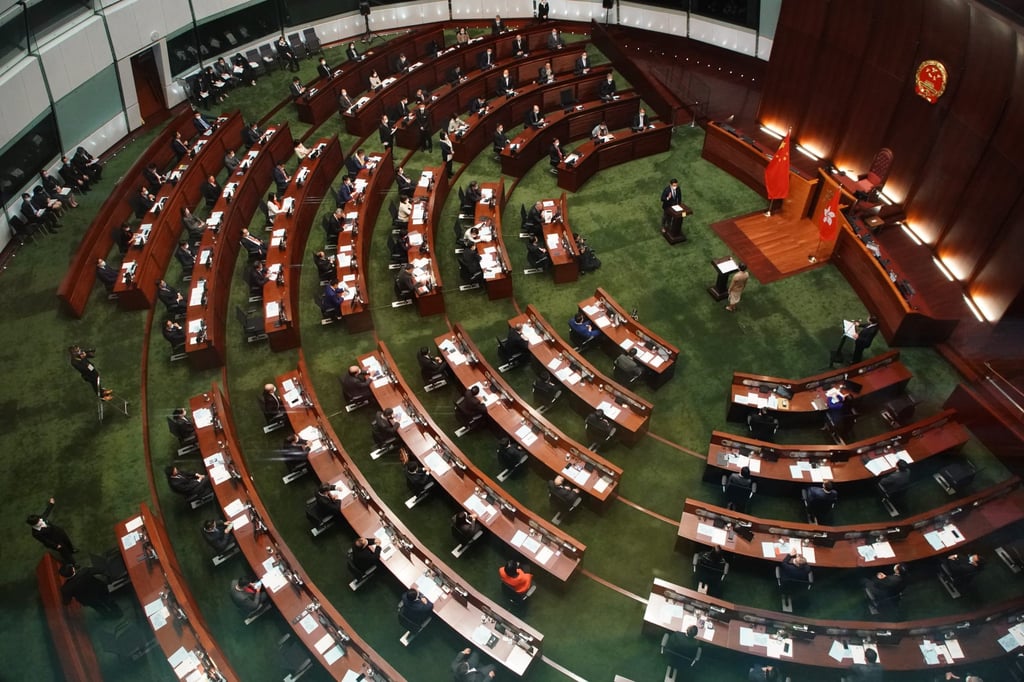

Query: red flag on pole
[818,187,842,241]
[764,131,791,200]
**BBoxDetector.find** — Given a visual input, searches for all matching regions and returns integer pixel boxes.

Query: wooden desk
[58,108,196,318]
[262,136,343,350]
[36,553,103,682]
[727,349,913,424]
[334,148,393,333]
[645,577,1024,671]
[114,112,244,310]
[473,179,513,300]
[701,121,817,220]
[452,68,611,164]
[275,365,544,675]
[436,325,622,504]
[190,385,403,681]
[557,122,673,192]
[296,27,445,127]
[705,409,968,487]
[511,305,652,443]
[500,94,640,177]
[404,167,448,317]
[359,342,586,581]
[578,288,680,388]
[186,124,293,368]
[676,477,1024,568]
[117,504,239,680]
[535,193,579,283]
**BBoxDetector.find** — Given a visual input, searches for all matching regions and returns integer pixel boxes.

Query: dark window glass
[167,0,280,77]
[691,0,760,30]
[0,6,29,67]
[0,113,60,206]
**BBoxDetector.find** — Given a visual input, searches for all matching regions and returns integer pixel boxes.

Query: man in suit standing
[60,564,122,618]
[273,162,290,194]
[26,497,77,565]
[660,178,681,230]
[379,114,395,148]
[525,104,546,129]
[574,51,590,76]
[493,123,509,152]
[852,316,880,363]
[496,68,515,97]
[69,345,113,399]
[440,130,454,178]
[537,0,550,20]
[492,14,505,35]
[171,131,189,161]
[415,103,433,152]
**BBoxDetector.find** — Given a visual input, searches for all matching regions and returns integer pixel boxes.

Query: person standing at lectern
[725,264,749,312]
[660,178,681,231]
[851,315,880,363]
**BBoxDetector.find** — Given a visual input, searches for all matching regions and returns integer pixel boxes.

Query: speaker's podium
[662,202,692,244]
[707,256,739,300]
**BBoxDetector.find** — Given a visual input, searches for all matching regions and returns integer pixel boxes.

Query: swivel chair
[660,631,702,681]
[692,552,729,595]
[548,480,582,525]
[532,374,562,413]
[397,598,432,646]
[304,496,337,538]
[454,396,486,436]
[496,336,526,372]
[346,548,378,591]
[721,473,756,513]
[775,563,813,613]
[451,513,484,558]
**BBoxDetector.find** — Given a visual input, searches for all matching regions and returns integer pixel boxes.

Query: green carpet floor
[0,28,1016,682]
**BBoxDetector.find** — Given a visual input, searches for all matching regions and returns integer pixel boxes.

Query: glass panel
[691,0,760,30]
[53,64,120,151]
[167,0,280,77]
[0,111,60,205]
[0,5,29,69]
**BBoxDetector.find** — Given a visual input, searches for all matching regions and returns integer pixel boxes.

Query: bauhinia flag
[818,187,841,242]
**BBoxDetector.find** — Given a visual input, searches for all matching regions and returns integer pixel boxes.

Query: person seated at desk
[334,176,356,207]
[499,559,533,594]
[414,87,433,105]
[223,149,240,173]
[805,481,837,521]
[663,626,700,668]
[322,207,344,242]
[591,121,612,142]
[162,319,185,348]
[586,408,615,437]
[279,432,310,471]
[59,564,123,619]
[549,138,566,168]
[262,383,286,423]
[747,406,779,441]
[322,278,347,319]
[465,180,483,205]
[200,174,221,209]
[512,32,529,57]
[337,88,355,113]
[393,52,410,74]
[313,251,334,281]
[477,46,496,71]
[493,123,509,151]
[342,365,371,402]
[632,106,649,131]
[550,475,582,507]
[240,228,267,260]
[175,241,196,274]
[402,452,432,495]
[180,206,203,243]
[346,148,367,180]
[272,162,290,195]
[725,466,754,511]
[371,407,400,445]
[379,114,396,148]
[468,96,489,117]
[115,222,134,254]
[748,663,781,681]
[157,280,187,316]
[168,408,196,447]
[171,130,189,161]
[400,588,433,627]
[368,69,383,91]
[292,138,310,160]
[778,550,811,589]
[847,647,883,681]
[242,121,264,149]
[449,64,468,86]
[941,552,983,582]
[537,61,555,85]
[266,191,284,222]
[143,163,165,193]
[350,537,382,573]
[526,234,549,269]
[248,260,269,292]
[461,385,488,417]
[614,347,644,383]
[825,383,848,411]
[505,323,530,356]
[496,436,528,470]
[230,575,267,616]
[496,68,515,97]
[599,73,617,101]
[164,464,211,498]
[314,482,346,522]
[202,519,235,554]
[95,258,118,288]
[397,195,413,224]
[574,50,591,76]
[864,562,907,603]
[547,27,565,50]
[525,104,546,129]
[463,225,485,245]
[132,186,155,219]
[316,56,334,79]
[393,166,414,197]
[455,27,469,46]
[569,311,601,342]
[346,41,365,62]
[453,647,497,681]
[452,510,480,543]
[491,13,506,35]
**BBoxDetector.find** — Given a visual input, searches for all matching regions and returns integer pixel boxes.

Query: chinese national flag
[764,131,791,200]
[818,187,841,241]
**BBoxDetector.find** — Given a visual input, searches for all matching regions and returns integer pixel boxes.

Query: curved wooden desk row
[114,112,245,311]
[645,577,1024,671]
[262,136,343,351]
[578,287,680,388]
[189,385,404,681]
[435,324,622,504]
[727,349,913,424]
[117,504,239,680]
[706,409,969,485]
[557,122,673,192]
[58,108,196,318]
[358,342,586,581]
[275,366,544,675]
[186,124,294,368]
[344,26,585,139]
[509,304,652,442]
[391,43,598,152]
[470,179,513,300]
[676,476,1024,569]
[333,147,393,333]
[36,553,103,682]
[404,166,449,317]
[532,193,579,283]
[500,93,640,177]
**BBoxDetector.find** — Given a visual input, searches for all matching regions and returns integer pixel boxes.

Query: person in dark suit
[725,465,754,510]
[240,229,267,259]
[805,480,837,520]
[496,68,515,97]
[314,483,346,522]
[132,186,155,219]
[452,648,496,681]
[778,550,811,590]
[345,41,363,62]
[461,385,488,418]
[379,114,396,148]
[537,0,549,20]
[663,626,701,668]
[346,149,367,179]
[242,121,263,148]
[371,407,400,445]
[400,588,433,627]
[95,258,118,287]
[395,166,414,197]
[316,56,333,79]
[350,537,382,572]
[388,97,410,124]
[202,519,235,554]
[452,510,480,543]
[313,251,334,281]
[941,553,983,581]
[157,279,186,316]
[200,174,221,209]
[60,564,122,618]
[614,347,644,382]
[879,459,912,496]
[864,563,907,602]
[342,365,371,402]
[440,130,454,178]
[493,123,509,152]
[848,647,884,681]
[21,192,58,229]
[537,61,555,85]
[163,320,185,348]
[192,111,214,134]
[449,64,467,86]
[230,575,267,615]
[477,46,496,70]
[512,33,529,57]
[176,241,196,273]
[337,88,354,113]
[660,178,681,229]
[547,27,564,50]
[403,452,432,495]
[633,107,649,130]
[549,475,582,507]
[492,14,505,35]
[467,96,488,116]
[496,436,528,470]
[321,278,345,319]
[262,383,285,423]
[393,52,410,74]
[549,138,566,168]
[171,131,189,161]
[574,51,590,76]
[525,104,546,129]
[337,176,356,207]
[164,465,211,498]
[69,345,112,398]
[60,154,91,192]
[599,73,617,101]
[852,316,880,363]
[415,104,433,151]
[272,162,290,194]
[26,498,76,564]
[276,35,300,71]
[289,76,306,100]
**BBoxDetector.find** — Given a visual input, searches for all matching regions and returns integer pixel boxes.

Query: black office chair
[458,255,484,288]
[612,363,642,386]
[167,415,199,456]
[660,631,702,675]
[938,558,981,599]
[98,621,155,662]
[532,375,562,412]
[90,549,131,593]
[454,397,486,436]
[865,585,904,616]
[549,480,582,525]
[877,463,912,517]
[721,474,756,512]
[501,580,536,606]
[346,548,378,591]
[277,633,313,682]
[397,599,432,646]
[451,513,484,558]
[825,409,855,445]
[525,244,550,272]
[386,233,408,265]
[801,488,836,525]
[748,411,779,442]
[236,305,268,343]
[453,216,471,253]
[10,214,45,244]
[304,496,337,538]
[496,336,526,372]
[692,552,729,595]
[568,328,597,353]
[775,563,814,613]
[302,28,324,57]
[934,459,977,496]
[585,414,616,452]
[456,186,475,221]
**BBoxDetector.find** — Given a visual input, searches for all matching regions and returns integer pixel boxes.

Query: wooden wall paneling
[793,1,871,158]
[968,190,1024,322]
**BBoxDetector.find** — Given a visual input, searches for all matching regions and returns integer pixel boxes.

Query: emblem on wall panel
[914,60,948,104]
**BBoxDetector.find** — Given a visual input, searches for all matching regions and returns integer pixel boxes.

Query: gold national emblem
[915,60,947,104]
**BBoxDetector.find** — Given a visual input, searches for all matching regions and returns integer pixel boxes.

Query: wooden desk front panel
[474,180,513,300]
[558,123,672,192]
[36,554,103,682]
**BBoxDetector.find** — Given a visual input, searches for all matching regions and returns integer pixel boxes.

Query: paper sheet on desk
[300,613,318,634]
[522,325,543,345]
[121,531,141,550]
[535,546,554,565]
[209,463,230,485]
[266,300,280,318]
[261,566,287,593]
[561,466,590,487]
[651,354,666,368]
[188,319,204,334]
[472,625,493,646]
[696,522,727,546]
[872,541,895,558]
[189,285,205,306]
[810,466,833,482]
[857,544,877,562]
[515,424,538,446]
[761,542,778,558]
[314,633,334,654]
[125,516,144,533]
[173,652,202,679]
[594,476,612,493]
[416,574,444,602]
[597,401,621,419]
[829,640,849,662]
[145,598,170,630]
[224,498,245,519]
[594,315,611,328]
[193,408,213,428]
[424,452,451,475]
[545,233,559,249]
[659,602,684,625]
[864,457,894,476]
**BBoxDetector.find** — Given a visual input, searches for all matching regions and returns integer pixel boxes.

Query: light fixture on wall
[900,223,922,246]
[962,294,985,322]
[932,256,955,282]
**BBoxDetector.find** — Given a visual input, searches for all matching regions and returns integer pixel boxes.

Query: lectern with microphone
[708,256,738,300]
[662,202,692,244]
